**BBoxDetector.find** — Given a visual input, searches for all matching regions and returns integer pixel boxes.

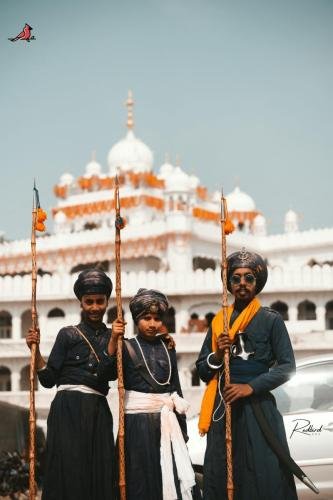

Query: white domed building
[107,91,153,175]
[226,186,258,233]
[108,130,153,175]
[85,156,102,177]
[0,92,333,425]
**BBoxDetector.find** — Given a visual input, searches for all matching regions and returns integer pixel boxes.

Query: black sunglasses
[230,273,256,285]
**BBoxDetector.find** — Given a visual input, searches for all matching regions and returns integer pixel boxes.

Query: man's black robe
[196,307,298,500]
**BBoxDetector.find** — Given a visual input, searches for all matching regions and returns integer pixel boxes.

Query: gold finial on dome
[91,150,96,161]
[126,90,134,130]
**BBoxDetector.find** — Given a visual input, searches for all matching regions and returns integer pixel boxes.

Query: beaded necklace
[134,336,172,386]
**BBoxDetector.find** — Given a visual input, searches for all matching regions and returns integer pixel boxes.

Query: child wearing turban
[110,288,199,500]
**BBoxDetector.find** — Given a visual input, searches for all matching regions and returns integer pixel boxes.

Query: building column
[289,305,298,322]
[175,308,189,334]
[11,369,20,392]
[12,314,22,341]
[316,305,326,331]
[38,313,47,337]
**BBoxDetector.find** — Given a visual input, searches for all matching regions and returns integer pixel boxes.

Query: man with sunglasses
[196,249,297,500]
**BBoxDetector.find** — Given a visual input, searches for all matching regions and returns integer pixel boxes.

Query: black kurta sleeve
[37,328,69,388]
[248,314,296,394]
[196,327,222,383]
[96,328,117,382]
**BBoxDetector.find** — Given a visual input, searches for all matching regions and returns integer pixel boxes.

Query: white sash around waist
[125,390,195,500]
[57,384,104,397]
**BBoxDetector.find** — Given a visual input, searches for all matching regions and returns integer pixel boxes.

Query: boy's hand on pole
[26,328,40,350]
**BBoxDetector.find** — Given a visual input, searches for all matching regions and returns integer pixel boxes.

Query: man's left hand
[223,383,253,403]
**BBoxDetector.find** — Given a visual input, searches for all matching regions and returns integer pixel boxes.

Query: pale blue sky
[1,0,332,239]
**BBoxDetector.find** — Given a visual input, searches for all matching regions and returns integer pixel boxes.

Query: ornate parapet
[0,265,332,302]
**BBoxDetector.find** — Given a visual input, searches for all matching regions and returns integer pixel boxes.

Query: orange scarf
[198,298,261,435]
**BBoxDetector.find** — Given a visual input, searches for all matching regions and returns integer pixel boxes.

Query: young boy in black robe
[196,249,298,500]
[26,269,122,500]
[109,288,197,500]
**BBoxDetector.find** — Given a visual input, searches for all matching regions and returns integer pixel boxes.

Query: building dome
[252,213,267,236]
[54,210,68,234]
[108,91,153,174]
[107,130,153,174]
[285,209,297,223]
[54,210,67,224]
[158,161,175,180]
[85,160,102,177]
[188,175,200,189]
[284,209,299,233]
[212,190,221,203]
[165,167,191,192]
[59,173,74,186]
[226,186,256,212]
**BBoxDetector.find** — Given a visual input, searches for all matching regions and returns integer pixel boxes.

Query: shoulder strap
[124,339,161,392]
[72,326,100,363]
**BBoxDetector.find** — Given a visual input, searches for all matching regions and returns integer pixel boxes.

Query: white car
[187,355,333,500]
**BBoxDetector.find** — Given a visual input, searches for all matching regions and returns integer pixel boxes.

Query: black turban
[129,288,169,324]
[73,269,113,300]
[227,248,268,294]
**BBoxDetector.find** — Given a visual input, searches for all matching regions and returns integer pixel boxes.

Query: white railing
[2,219,333,259]
[0,264,332,302]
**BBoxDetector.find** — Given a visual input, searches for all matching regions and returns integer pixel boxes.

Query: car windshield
[272,361,333,415]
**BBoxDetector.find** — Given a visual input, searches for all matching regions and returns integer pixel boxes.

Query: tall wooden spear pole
[29,188,38,500]
[114,175,126,500]
[221,192,234,500]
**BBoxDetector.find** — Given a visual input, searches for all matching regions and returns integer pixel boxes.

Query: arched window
[297,300,316,320]
[83,222,99,231]
[163,307,176,334]
[270,301,289,321]
[187,313,205,332]
[21,310,31,338]
[193,257,216,271]
[0,311,12,339]
[0,366,11,391]
[47,308,65,318]
[325,301,333,330]
[20,365,38,391]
